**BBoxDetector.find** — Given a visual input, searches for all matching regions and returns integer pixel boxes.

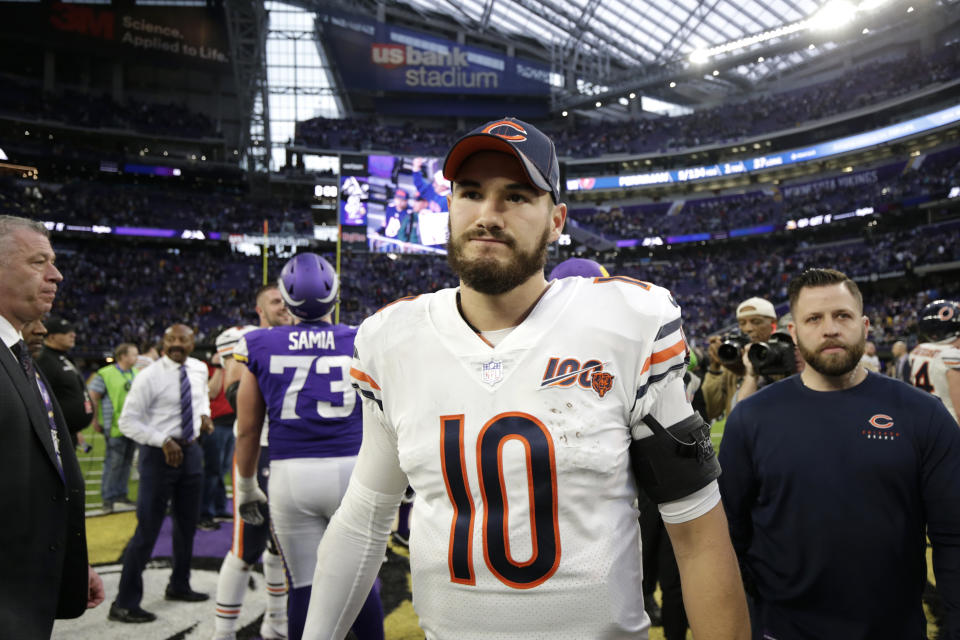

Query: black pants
[639,493,687,640]
[115,441,202,608]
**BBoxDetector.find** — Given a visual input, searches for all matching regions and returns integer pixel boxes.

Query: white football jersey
[350,276,689,640]
[225,326,270,446]
[216,325,258,360]
[909,341,960,423]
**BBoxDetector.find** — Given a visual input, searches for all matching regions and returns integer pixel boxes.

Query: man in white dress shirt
[109,323,214,623]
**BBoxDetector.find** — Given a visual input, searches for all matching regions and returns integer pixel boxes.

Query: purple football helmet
[278,252,340,322]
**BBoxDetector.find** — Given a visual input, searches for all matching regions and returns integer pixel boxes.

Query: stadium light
[862,27,870,34]
[595,101,602,108]
[712,69,720,76]
[907,6,914,12]
[629,92,636,99]
[684,0,873,66]
[669,81,677,88]
[561,110,569,117]
[810,0,857,31]
[619,97,629,106]
[687,21,807,64]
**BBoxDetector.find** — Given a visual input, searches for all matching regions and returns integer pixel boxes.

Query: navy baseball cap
[443,117,561,204]
[549,258,609,280]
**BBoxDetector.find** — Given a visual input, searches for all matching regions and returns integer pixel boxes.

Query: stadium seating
[0,178,313,234]
[0,74,221,139]
[570,145,960,241]
[293,43,960,158]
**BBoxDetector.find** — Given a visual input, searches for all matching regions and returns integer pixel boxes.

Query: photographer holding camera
[703,297,784,421]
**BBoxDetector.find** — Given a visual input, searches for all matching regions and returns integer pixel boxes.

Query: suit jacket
[0,341,88,640]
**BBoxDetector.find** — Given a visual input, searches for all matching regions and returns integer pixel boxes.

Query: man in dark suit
[0,215,104,639]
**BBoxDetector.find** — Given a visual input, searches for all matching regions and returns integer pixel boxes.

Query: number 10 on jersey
[440,412,561,589]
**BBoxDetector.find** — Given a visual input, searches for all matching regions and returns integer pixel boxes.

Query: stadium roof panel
[301,0,950,117]
[405,0,824,78]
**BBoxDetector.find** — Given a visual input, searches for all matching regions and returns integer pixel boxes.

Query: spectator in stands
[382,188,410,241]
[35,315,94,449]
[719,268,960,638]
[89,343,140,513]
[398,192,424,245]
[703,297,777,421]
[411,157,450,211]
[110,324,214,624]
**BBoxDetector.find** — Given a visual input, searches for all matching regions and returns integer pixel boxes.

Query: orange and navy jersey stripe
[593,275,653,289]
[350,366,383,410]
[636,312,688,402]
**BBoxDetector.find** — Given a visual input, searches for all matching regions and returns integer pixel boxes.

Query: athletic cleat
[260,612,288,639]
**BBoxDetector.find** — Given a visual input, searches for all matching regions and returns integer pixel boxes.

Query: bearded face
[791,282,868,379]
[795,322,866,377]
[446,223,551,296]
[445,150,562,296]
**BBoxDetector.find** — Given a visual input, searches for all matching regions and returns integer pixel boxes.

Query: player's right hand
[161,438,183,468]
[236,475,268,525]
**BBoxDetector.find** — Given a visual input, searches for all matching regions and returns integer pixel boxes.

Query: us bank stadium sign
[320,11,551,96]
[371,44,499,90]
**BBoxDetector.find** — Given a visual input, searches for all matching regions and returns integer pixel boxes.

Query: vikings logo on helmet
[278,252,340,323]
[591,371,614,398]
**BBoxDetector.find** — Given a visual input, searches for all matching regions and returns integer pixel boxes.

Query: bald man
[110,324,214,623]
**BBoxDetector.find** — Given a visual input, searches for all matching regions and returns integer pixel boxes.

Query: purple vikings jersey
[234,322,362,460]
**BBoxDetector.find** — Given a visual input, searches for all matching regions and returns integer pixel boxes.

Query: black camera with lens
[717,332,750,366]
[747,330,798,377]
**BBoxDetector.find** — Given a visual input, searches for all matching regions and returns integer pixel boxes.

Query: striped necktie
[180,363,194,441]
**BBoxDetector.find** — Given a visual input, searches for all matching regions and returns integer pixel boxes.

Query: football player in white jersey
[211,284,292,640]
[302,118,750,640]
[909,299,960,424]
